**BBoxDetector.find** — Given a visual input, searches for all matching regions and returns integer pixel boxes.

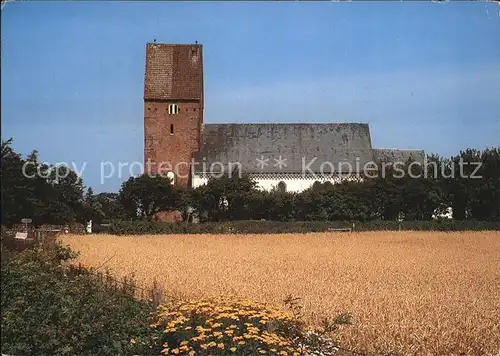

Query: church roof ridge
[203,122,369,126]
[374,148,424,151]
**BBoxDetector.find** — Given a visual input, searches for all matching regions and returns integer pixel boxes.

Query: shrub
[107,219,500,235]
[152,296,343,355]
[1,244,161,356]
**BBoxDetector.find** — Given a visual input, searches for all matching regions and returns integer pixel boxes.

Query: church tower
[144,43,203,187]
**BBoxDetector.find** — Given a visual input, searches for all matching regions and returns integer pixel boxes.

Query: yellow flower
[230,347,237,352]
[171,348,180,354]
[129,338,136,345]
[238,341,246,345]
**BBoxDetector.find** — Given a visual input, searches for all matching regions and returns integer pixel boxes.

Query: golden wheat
[60,231,500,355]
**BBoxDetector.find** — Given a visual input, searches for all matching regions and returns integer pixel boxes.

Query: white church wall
[192,174,362,193]
[192,175,209,189]
[253,176,340,193]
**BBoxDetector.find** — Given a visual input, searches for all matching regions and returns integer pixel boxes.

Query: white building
[190,123,424,192]
[143,43,423,193]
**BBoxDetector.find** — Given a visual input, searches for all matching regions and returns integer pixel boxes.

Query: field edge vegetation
[60,231,500,356]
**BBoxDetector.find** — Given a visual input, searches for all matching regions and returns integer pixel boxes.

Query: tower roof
[144,43,203,101]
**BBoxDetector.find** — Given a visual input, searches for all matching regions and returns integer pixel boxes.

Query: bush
[107,219,500,235]
[1,244,161,356]
[152,296,344,355]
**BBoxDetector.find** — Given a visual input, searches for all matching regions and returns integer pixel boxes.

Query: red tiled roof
[144,43,203,100]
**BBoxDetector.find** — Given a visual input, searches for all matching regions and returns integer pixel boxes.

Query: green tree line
[2,138,499,227]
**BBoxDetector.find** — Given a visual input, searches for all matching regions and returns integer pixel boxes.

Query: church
[144,43,423,193]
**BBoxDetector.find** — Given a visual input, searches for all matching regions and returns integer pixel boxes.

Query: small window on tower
[170,124,174,135]
[168,104,179,115]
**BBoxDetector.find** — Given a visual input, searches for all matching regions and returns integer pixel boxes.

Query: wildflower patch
[152,297,309,355]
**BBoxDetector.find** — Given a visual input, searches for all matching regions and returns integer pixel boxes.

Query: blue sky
[2,1,500,192]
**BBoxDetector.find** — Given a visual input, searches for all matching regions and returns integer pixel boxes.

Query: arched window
[170,124,174,135]
[168,104,179,115]
[277,181,287,193]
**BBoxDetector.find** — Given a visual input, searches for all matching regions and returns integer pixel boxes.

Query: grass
[60,231,500,355]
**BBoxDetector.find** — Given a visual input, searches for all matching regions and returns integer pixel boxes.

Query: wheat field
[60,231,500,355]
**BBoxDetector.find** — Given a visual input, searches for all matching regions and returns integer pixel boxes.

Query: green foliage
[257,190,298,222]
[95,192,127,221]
[107,219,500,235]
[192,175,259,222]
[1,138,85,227]
[174,186,196,222]
[119,173,178,221]
[451,148,500,221]
[371,164,444,221]
[189,148,499,224]
[1,244,161,356]
[2,138,499,226]
[186,163,447,223]
[82,187,105,222]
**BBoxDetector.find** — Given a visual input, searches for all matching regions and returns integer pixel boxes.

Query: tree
[95,192,126,221]
[1,138,90,226]
[48,165,85,223]
[119,174,177,221]
[1,138,29,226]
[295,182,334,221]
[82,187,105,223]
[435,147,500,221]
[192,175,259,222]
[258,190,297,221]
[372,161,443,221]
[174,187,195,222]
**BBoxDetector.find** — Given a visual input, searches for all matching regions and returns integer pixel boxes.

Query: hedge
[105,219,500,235]
[1,244,162,356]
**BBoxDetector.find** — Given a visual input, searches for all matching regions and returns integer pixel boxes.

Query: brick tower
[144,43,203,187]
